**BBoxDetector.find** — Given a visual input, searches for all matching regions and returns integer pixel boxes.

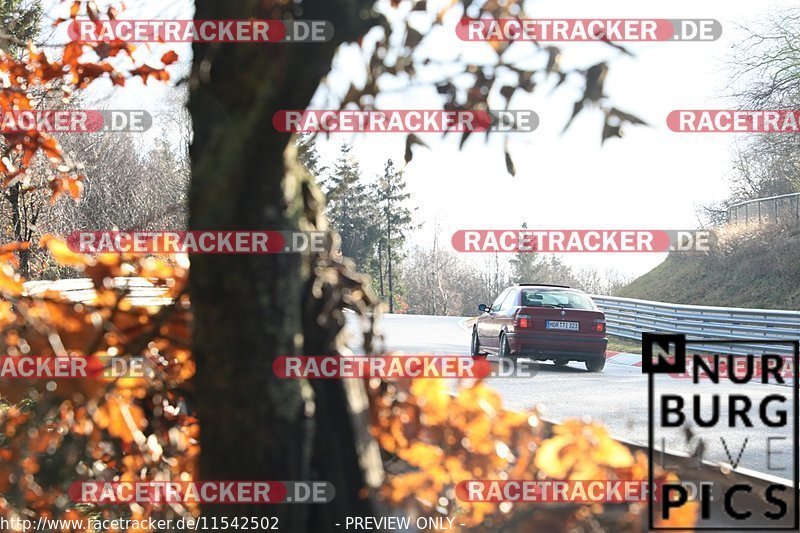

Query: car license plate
[546,320,579,331]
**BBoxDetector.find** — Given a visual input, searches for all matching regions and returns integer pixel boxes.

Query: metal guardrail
[23,277,172,306]
[727,192,800,225]
[591,295,800,356]
[21,279,800,355]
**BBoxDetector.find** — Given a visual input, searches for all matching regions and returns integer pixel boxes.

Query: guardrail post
[726,194,800,227]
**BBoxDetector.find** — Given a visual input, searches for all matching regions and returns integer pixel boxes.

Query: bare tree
[730,8,800,109]
[47,128,189,236]
[701,8,800,224]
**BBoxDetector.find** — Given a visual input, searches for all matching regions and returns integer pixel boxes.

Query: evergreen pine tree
[323,144,379,268]
[372,159,415,312]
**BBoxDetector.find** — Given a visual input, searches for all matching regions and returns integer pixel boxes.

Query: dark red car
[471,284,608,372]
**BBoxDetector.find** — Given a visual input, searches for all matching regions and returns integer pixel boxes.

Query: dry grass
[617,222,800,310]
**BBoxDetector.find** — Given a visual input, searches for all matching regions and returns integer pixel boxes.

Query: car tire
[553,359,570,367]
[471,328,482,356]
[585,355,606,373]
[498,332,513,362]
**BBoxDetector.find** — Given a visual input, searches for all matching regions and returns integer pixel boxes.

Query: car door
[495,288,519,336]
[478,288,509,349]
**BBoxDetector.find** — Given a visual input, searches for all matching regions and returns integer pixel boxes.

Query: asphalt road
[347,313,797,480]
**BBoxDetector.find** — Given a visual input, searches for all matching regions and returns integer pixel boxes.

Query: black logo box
[644,333,799,531]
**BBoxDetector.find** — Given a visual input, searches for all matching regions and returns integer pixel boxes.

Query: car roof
[515,283,569,289]
[512,284,587,292]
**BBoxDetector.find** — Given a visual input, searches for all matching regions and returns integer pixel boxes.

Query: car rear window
[521,289,595,310]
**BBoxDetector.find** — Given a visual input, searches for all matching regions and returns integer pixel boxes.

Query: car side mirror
[478,303,489,313]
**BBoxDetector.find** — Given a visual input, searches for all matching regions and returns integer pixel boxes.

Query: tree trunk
[432,231,438,315]
[377,240,384,298]
[387,237,393,314]
[189,1,377,530]
[386,194,393,313]
[8,183,30,278]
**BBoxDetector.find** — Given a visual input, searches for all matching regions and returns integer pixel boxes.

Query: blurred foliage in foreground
[0,238,699,532]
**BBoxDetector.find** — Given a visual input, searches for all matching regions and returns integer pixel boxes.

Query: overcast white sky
[62,0,794,279]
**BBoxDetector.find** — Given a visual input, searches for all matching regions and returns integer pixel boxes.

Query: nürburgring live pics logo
[643,333,799,530]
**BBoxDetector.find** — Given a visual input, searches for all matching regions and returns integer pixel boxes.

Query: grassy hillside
[616,223,800,310]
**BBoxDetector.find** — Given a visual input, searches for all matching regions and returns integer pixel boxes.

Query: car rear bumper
[506,332,607,360]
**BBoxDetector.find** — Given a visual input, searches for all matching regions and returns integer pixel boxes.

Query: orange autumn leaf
[66,176,84,199]
[397,441,444,471]
[0,265,23,295]
[0,300,14,328]
[39,134,63,161]
[130,64,171,83]
[39,235,91,267]
[0,242,30,254]
[410,378,449,424]
[93,395,147,445]
[161,50,179,65]
[455,381,502,415]
[62,41,83,65]
[384,470,428,501]
[534,419,633,480]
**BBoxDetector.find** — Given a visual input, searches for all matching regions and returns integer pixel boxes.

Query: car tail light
[592,320,606,333]
[514,314,533,328]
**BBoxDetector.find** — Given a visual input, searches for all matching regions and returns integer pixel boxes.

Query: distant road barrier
[24,277,171,306]
[22,279,800,356]
[592,295,800,356]
[727,192,800,225]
